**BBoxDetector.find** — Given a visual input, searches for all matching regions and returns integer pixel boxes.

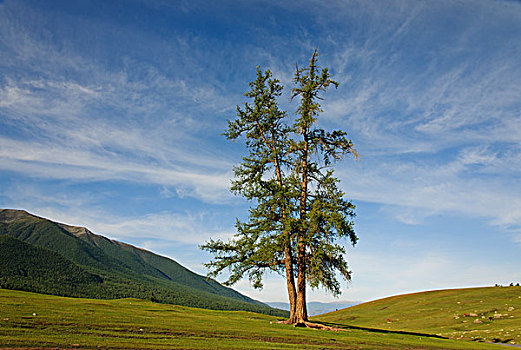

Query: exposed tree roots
[276,320,347,331]
[276,319,295,325]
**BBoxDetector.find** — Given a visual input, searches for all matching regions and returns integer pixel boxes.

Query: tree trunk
[295,242,308,324]
[295,133,309,325]
[269,130,297,324]
[284,245,297,323]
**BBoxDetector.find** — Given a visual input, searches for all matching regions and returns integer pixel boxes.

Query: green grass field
[315,286,521,346]
[0,289,509,349]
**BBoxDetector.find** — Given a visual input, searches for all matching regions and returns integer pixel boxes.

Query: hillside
[0,289,497,349]
[315,286,521,345]
[0,209,284,316]
[0,235,103,295]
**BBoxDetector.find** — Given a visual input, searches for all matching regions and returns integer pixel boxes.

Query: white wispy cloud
[2,1,519,208]
[88,211,235,245]
[0,1,246,204]
[0,138,233,203]
[339,154,521,228]
[307,0,521,234]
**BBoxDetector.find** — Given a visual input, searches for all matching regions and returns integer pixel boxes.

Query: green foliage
[148,291,159,303]
[0,209,285,316]
[305,172,357,295]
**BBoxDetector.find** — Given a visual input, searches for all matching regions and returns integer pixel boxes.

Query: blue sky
[1,0,520,303]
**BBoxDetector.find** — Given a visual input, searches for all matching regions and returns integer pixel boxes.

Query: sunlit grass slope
[0,289,504,349]
[315,286,521,345]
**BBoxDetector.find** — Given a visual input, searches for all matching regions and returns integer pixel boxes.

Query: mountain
[267,301,360,316]
[0,209,285,316]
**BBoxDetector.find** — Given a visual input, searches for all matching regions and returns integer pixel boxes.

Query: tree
[202,50,357,325]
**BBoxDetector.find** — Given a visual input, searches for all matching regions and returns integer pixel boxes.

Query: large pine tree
[202,50,357,325]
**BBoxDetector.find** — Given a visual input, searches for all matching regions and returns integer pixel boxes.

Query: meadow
[315,286,521,346]
[0,288,508,349]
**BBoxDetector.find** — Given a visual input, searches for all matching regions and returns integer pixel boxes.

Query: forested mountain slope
[0,209,285,316]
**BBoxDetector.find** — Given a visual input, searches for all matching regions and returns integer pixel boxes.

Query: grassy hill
[0,289,500,349]
[315,286,521,345]
[0,209,284,316]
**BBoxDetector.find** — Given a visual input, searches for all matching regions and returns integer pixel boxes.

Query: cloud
[378,206,435,226]
[338,148,521,229]
[0,141,233,204]
[88,211,236,245]
[0,21,240,204]
[320,0,521,152]
[307,1,521,236]
[458,146,497,166]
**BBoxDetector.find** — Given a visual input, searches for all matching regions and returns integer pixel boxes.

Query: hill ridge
[0,208,36,222]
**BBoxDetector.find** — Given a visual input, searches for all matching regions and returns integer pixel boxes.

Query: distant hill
[315,286,521,345]
[267,301,360,316]
[0,209,286,316]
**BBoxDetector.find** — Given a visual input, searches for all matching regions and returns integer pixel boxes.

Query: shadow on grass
[316,321,449,340]
[491,338,518,345]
